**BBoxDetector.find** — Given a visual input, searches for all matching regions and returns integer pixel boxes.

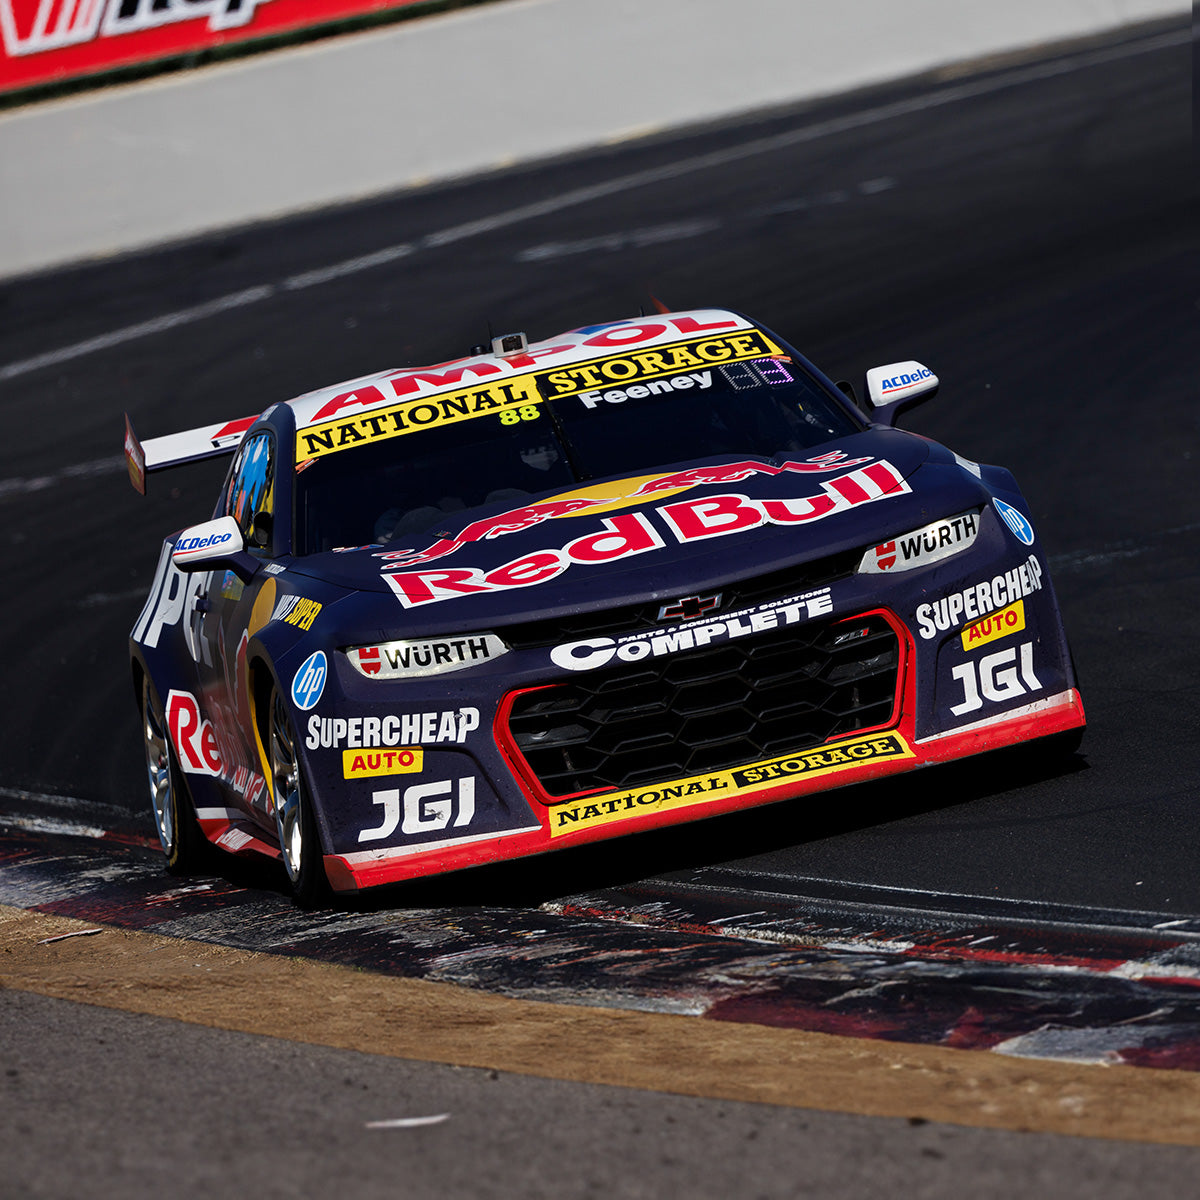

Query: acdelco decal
[379,451,871,569]
[297,377,540,462]
[551,589,833,672]
[916,554,1043,640]
[174,530,233,554]
[305,707,480,749]
[878,367,934,396]
[342,747,423,779]
[385,460,910,608]
[550,731,912,837]
[960,599,1025,650]
[541,329,783,398]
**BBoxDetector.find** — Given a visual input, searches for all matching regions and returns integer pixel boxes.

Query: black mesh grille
[499,548,860,651]
[506,612,900,798]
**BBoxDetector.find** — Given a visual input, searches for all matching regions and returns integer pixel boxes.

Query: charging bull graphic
[377,451,875,570]
[383,458,910,607]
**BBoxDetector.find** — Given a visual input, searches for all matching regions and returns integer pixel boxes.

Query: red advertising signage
[1,0,429,95]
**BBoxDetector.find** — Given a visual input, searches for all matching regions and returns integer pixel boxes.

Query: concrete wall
[0,0,1184,279]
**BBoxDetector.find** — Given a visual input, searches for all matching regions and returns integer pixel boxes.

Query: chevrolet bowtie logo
[657,593,723,622]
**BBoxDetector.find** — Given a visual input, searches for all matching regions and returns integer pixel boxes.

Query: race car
[126,308,1085,902]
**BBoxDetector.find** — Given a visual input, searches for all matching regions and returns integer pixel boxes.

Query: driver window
[225,433,275,550]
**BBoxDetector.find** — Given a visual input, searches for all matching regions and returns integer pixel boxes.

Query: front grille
[500,548,860,651]
[505,612,900,799]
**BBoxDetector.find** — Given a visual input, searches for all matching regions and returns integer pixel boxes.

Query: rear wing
[123,412,256,495]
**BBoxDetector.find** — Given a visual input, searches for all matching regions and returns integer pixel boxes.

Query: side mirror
[864,361,939,426]
[172,516,259,582]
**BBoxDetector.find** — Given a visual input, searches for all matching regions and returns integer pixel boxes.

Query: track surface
[0,24,1196,924]
[7,985,1199,1200]
[1,24,1198,1198]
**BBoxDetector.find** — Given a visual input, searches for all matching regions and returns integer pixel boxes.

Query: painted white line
[517,177,899,262]
[0,28,1183,386]
[1048,521,1200,571]
[365,1114,451,1130]
[0,813,107,839]
[688,868,1200,932]
[0,787,131,820]
[517,218,723,263]
[282,243,414,290]
[0,288,273,382]
[78,587,151,609]
[0,454,124,499]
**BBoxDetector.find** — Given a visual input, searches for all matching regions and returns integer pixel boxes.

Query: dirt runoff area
[4,903,1200,1145]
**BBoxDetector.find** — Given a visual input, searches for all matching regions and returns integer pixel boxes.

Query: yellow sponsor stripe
[297,376,542,463]
[540,330,784,398]
[961,599,1026,651]
[342,747,424,779]
[295,330,786,462]
[549,731,913,837]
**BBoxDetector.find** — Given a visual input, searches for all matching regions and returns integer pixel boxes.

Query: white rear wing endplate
[123,412,256,494]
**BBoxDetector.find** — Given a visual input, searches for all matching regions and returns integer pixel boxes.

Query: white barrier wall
[0,0,1184,279]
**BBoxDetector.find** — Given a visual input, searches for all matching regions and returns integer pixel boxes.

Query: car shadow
[328,740,1089,914]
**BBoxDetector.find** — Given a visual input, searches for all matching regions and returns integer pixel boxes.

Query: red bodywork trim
[2,1,432,96]
[320,610,1085,892]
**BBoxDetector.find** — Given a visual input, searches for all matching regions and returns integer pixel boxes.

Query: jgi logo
[950,641,1041,717]
[359,779,476,842]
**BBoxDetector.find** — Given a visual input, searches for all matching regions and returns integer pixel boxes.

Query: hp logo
[993,499,1035,547]
[291,651,327,711]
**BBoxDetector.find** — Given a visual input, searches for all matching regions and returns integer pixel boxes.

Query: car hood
[289,427,986,636]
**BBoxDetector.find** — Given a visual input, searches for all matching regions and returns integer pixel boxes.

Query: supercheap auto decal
[547,732,914,837]
[293,325,784,463]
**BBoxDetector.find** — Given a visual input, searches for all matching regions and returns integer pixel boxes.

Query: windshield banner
[1,0,428,95]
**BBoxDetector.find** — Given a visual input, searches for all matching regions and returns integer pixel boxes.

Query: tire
[268,687,328,906]
[142,676,207,874]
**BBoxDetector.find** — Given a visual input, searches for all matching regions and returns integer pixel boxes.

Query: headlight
[857,510,981,575]
[346,633,509,679]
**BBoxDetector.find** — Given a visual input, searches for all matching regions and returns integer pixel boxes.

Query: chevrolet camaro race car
[126,308,1085,902]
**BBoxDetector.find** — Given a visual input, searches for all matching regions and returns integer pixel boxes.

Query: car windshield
[293,355,863,554]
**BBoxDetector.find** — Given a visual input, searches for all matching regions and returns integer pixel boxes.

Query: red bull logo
[384,459,911,608]
[377,451,874,569]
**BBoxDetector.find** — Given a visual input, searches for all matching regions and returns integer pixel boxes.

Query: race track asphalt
[0,22,1197,1195]
[0,21,1193,914]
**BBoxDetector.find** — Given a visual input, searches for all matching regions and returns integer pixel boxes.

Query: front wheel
[268,687,328,906]
[142,676,207,873]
